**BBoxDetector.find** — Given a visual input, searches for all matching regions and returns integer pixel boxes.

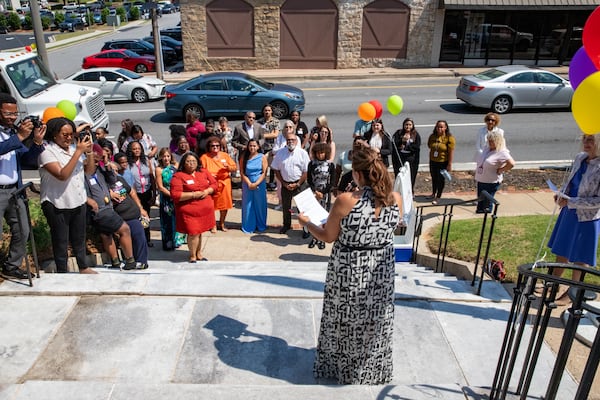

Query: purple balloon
[570,47,598,89]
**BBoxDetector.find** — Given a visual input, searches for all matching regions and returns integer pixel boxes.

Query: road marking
[108,108,164,113]
[303,84,456,91]
[415,122,482,128]
[424,99,460,102]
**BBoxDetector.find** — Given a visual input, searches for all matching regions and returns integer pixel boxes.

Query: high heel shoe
[308,238,317,248]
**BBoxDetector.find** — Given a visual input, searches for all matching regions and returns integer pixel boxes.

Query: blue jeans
[477,181,500,212]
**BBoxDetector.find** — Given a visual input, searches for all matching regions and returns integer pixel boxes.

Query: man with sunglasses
[232,112,268,155]
[0,93,46,280]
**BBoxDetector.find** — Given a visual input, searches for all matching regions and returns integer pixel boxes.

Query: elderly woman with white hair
[474,130,515,213]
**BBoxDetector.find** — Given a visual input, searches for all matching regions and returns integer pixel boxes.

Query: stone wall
[180,0,437,71]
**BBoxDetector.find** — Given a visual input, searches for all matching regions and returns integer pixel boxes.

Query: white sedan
[61,68,166,103]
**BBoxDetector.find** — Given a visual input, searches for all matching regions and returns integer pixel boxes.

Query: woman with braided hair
[298,143,402,384]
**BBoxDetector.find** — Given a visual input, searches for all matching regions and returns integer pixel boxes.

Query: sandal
[189,258,197,263]
[220,224,228,232]
[431,199,438,205]
[210,227,217,234]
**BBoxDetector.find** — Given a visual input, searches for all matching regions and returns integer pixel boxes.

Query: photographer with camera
[0,93,46,280]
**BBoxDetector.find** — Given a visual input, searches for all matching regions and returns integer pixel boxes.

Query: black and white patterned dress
[314,187,399,384]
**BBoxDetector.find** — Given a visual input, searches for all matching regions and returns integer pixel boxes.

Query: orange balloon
[357,102,376,122]
[42,107,65,123]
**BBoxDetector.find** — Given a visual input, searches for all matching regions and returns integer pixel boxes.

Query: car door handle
[229,96,238,100]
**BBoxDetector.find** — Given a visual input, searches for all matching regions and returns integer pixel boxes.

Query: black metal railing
[412,191,500,294]
[491,262,600,400]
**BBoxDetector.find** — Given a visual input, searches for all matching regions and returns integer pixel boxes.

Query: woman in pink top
[474,131,515,213]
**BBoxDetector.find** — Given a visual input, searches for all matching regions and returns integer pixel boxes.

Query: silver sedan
[456,65,573,114]
[61,68,166,103]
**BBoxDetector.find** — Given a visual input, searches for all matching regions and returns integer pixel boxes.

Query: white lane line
[424,99,461,102]
[108,108,165,113]
[415,122,482,128]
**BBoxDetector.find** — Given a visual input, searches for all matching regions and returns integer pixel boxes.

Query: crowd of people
[2,90,599,386]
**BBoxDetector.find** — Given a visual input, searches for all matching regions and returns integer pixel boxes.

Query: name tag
[186,179,194,184]
[89,177,98,185]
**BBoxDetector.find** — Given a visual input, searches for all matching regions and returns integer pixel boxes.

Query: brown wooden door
[206,0,254,57]
[280,0,338,69]
[361,0,409,58]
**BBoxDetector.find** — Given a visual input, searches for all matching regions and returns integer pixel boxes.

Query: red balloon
[583,6,600,69]
[24,45,31,52]
[369,100,383,119]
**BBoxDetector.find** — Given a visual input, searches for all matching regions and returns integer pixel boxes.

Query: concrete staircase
[0,261,578,399]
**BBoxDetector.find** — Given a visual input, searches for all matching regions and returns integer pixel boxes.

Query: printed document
[293,188,329,225]
[546,179,570,200]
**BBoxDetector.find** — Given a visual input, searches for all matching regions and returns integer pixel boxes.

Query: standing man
[0,93,46,279]
[271,131,309,234]
[232,111,268,155]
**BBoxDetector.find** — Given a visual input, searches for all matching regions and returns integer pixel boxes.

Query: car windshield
[6,56,56,98]
[243,74,272,89]
[116,68,142,79]
[122,49,141,57]
[473,68,508,81]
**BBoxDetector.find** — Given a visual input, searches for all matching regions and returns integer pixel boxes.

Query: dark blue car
[164,72,305,120]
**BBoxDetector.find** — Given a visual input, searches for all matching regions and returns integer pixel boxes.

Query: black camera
[25,115,42,129]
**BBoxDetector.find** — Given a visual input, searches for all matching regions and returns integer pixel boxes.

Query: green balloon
[56,100,77,120]
[387,95,404,116]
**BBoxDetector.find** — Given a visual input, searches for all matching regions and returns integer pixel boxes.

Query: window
[536,72,562,84]
[190,79,225,91]
[228,79,252,92]
[506,72,534,83]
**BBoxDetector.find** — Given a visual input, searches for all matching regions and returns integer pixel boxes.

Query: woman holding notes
[298,143,402,384]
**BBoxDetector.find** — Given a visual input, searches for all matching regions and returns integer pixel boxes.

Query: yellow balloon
[572,71,600,134]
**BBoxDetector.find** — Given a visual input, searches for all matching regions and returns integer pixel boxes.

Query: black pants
[137,190,153,243]
[281,183,302,229]
[429,160,448,198]
[42,201,88,272]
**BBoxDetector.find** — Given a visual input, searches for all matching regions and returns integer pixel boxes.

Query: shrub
[129,5,139,20]
[7,12,21,31]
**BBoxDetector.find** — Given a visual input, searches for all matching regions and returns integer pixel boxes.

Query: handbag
[485,259,506,281]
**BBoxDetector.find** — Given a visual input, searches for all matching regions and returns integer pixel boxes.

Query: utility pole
[29,0,50,70]
[150,0,163,80]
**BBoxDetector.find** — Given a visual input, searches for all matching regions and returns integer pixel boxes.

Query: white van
[0,51,109,129]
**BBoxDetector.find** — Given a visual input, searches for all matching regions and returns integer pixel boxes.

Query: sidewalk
[0,187,594,399]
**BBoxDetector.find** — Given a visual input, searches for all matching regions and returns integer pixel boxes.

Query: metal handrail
[491,262,600,400]
[412,191,499,292]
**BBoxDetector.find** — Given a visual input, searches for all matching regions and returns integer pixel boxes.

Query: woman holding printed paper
[298,143,402,384]
[548,134,600,300]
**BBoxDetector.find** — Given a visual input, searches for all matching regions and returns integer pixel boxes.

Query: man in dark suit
[232,111,268,154]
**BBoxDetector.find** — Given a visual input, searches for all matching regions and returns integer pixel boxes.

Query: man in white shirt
[271,130,309,234]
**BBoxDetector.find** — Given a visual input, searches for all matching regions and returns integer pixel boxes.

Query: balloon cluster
[357,96,404,121]
[571,6,600,135]
[42,100,77,123]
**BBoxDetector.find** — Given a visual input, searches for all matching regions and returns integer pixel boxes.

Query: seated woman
[85,144,137,270]
[170,152,218,262]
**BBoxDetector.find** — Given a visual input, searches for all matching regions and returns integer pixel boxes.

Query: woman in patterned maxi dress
[298,144,402,384]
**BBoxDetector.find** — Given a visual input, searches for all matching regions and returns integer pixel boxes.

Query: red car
[82,49,156,73]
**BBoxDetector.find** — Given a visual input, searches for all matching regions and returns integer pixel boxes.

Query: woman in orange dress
[200,136,237,232]
[170,152,218,262]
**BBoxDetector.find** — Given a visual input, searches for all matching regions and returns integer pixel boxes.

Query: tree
[101,7,109,24]
[7,12,21,31]
[129,6,139,20]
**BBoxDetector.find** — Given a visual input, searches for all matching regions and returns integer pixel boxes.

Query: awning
[439,0,600,10]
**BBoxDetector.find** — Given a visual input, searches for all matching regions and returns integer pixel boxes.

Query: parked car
[151,27,182,41]
[101,39,178,65]
[82,49,156,73]
[161,3,176,13]
[92,11,103,24]
[142,35,182,60]
[456,65,573,114]
[62,67,166,103]
[164,71,305,120]
[59,17,85,32]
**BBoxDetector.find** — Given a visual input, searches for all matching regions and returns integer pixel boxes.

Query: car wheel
[183,104,205,121]
[135,64,148,73]
[132,88,149,103]
[491,95,512,114]
[270,100,289,119]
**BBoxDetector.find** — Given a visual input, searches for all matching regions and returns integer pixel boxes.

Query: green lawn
[427,215,600,284]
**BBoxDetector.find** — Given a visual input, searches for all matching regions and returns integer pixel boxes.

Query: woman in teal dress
[240,139,268,233]
[155,148,182,250]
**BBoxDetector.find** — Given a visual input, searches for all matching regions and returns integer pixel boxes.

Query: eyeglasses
[486,118,496,122]
[1,111,20,117]
[285,125,294,128]
[246,116,255,120]
[210,144,221,147]
[286,138,297,143]
[60,132,74,138]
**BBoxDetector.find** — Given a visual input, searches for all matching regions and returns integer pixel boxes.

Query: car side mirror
[250,87,258,93]
[99,76,106,83]
[116,78,124,83]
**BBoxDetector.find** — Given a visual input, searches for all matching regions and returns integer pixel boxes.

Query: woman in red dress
[170,152,218,262]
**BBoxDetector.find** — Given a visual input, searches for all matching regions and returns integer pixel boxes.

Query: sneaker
[136,263,149,270]
[308,238,317,248]
[317,241,326,250]
[274,205,282,211]
[123,260,137,270]
[108,262,125,270]
[302,230,310,239]
[1,268,29,280]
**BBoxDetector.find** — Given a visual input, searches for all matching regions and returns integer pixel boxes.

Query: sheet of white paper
[293,188,329,225]
[546,179,570,199]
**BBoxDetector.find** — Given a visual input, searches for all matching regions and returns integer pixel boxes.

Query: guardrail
[491,262,600,399]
